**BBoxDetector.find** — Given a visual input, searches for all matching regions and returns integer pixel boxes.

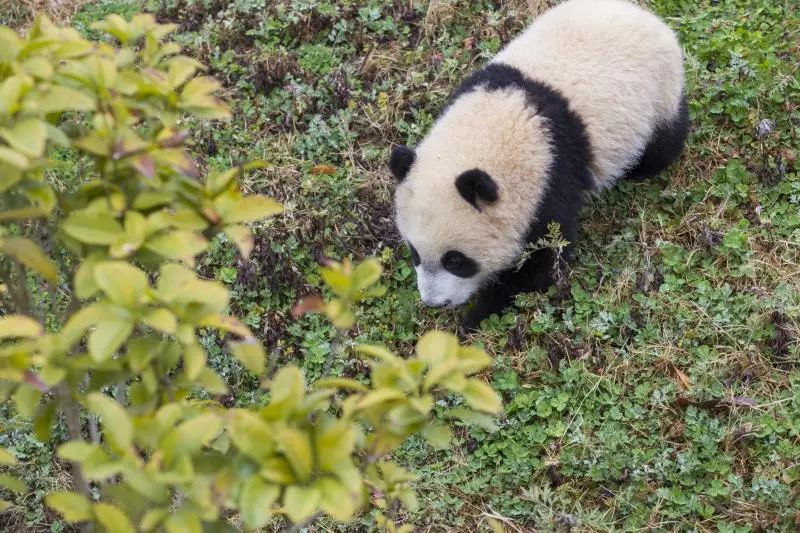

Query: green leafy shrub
[0,14,501,531]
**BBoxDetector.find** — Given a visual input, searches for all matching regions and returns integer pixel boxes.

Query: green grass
[2,0,800,530]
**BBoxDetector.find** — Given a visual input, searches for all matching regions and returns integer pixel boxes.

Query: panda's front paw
[459,312,483,339]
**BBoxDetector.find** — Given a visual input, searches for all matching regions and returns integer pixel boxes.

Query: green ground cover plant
[1,0,799,530]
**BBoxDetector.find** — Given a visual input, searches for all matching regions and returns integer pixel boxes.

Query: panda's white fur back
[391,0,688,317]
[493,0,684,186]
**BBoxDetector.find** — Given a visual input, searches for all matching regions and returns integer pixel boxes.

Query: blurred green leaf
[145,230,208,263]
[239,476,279,529]
[0,447,18,465]
[229,410,274,461]
[1,118,46,157]
[421,423,452,450]
[94,261,148,307]
[219,195,283,224]
[94,503,135,533]
[0,237,58,283]
[63,211,124,245]
[460,379,503,414]
[87,393,133,453]
[0,315,43,339]
[0,474,25,493]
[88,317,133,362]
[283,485,321,524]
[161,413,222,463]
[275,427,314,482]
[46,491,93,523]
[229,338,265,375]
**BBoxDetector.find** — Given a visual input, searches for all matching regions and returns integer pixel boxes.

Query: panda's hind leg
[623,94,690,181]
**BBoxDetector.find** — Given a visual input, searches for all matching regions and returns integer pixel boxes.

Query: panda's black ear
[389,146,415,182]
[455,169,498,211]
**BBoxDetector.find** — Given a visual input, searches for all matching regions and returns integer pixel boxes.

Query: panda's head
[389,87,552,309]
[392,147,502,307]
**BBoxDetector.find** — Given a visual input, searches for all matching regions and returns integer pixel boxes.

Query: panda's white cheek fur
[416,268,482,307]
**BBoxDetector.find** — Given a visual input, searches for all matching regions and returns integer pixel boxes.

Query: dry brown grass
[0,0,88,30]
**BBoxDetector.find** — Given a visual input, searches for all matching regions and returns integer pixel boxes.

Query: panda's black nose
[426,299,451,308]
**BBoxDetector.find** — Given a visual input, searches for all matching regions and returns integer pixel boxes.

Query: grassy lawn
[1,0,799,530]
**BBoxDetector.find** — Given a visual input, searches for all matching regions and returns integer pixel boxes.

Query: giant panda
[389,0,689,331]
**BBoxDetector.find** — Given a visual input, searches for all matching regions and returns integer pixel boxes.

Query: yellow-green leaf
[0,163,23,192]
[229,338,265,375]
[354,388,405,410]
[421,423,452,450]
[314,419,356,472]
[229,410,274,461]
[144,230,207,263]
[262,366,305,419]
[94,503,135,533]
[317,477,360,522]
[160,413,222,463]
[224,224,254,259]
[199,315,251,337]
[167,56,202,88]
[0,27,22,62]
[239,476,279,529]
[57,303,106,350]
[163,509,202,533]
[1,118,47,158]
[461,379,503,414]
[87,393,132,453]
[0,75,26,116]
[0,237,58,283]
[446,407,499,432]
[22,57,53,79]
[181,76,220,99]
[0,146,28,169]
[313,377,369,392]
[197,367,227,394]
[93,261,148,307]
[456,345,492,374]
[0,447,17,465]
[88,317,133,362]
[13,383,42,417]
[73,254,101,299]
[416,330,459,364]
[45,491,92,523]
[205,168,238,196]
[352,258,383,290]
[275,428,314,482]
[487,517,508,533]
[39,86,96,114]
[0,474,25,493]
[319,267,351,296]
[260,457,296,484]
[142,308,177,335]
[63,211,124,245]
[0,315,42,339]
[182,343,206,380]
[282,485,321,524]
[219,195,283,224]
[140,508,168,531]
[33,401,57,441]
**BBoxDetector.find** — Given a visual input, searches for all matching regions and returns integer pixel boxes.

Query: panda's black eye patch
[442,250,478,278]
[408,243,420,266]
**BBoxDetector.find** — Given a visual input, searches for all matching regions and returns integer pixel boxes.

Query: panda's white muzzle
[416,267,480,309]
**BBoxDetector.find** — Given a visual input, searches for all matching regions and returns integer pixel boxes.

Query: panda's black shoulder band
[449,62,594,192]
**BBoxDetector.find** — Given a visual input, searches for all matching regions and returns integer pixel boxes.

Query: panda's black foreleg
[461,247,564,332]
[461,214,579,333]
